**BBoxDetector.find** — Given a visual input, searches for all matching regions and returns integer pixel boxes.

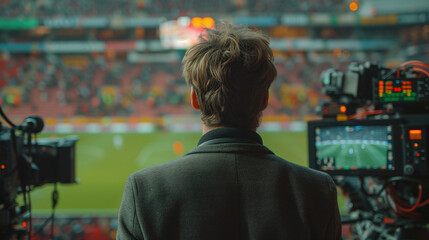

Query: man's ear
[262,92,269,110]
[191,87,200,110]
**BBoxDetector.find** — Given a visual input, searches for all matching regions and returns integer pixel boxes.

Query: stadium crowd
[1,0,427,122]
[0,0,347,18]
[2,23,428,122]
[4,33,429,122]
[6,49,424,122]
[1,52,333,121]
[32,217,118,240]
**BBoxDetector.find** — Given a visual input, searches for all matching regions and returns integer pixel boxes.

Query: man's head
[182,22,277,130]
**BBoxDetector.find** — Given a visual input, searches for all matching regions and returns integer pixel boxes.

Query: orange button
[409,129,422,140]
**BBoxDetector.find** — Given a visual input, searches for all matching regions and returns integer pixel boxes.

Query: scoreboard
[159,16,215,50]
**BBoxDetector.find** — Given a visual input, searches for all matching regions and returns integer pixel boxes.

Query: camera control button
[403,165,414,175]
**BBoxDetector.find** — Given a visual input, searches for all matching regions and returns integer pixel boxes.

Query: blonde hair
[182,22,277,129]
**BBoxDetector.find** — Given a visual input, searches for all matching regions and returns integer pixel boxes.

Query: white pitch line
[135,141,172,168]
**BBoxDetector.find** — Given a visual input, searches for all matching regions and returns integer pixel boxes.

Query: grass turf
[28,131,345,215]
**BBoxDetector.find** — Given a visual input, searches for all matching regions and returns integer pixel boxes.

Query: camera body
[0,125,78,187]
[311,61,429,177]
[308,61,429,239]
[319,62,429,118]
[30,136,78,185]
[0,116,78,238]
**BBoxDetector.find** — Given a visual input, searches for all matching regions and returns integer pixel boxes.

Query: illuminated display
[409,129,422,140]
[377,79,417,102]
[160,16,215,50]
[314,125,394,171]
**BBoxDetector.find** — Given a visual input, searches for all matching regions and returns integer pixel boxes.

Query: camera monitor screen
[308,120,399,175]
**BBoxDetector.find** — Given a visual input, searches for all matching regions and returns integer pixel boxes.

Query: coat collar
[197,127,263,146]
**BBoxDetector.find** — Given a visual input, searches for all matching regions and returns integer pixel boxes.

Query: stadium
[0,0,428,239]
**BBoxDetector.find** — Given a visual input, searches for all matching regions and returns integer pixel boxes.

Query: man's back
[117,130,341,239]
[117,23,341,240]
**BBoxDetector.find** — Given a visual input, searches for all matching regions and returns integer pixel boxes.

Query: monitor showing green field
[314,125,394,171]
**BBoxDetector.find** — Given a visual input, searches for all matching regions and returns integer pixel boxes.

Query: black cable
[381,65,407,80]
[32,183,59,238]
[21,186,28,232]
[381,64,429,81]
[32,217,51,237]
[0,105,17,128]
[12,125,29,239]
[51,182,58,240]
[27,187,32,240]
[384,176,424,185]
[361,176,425,197]
[24,131,33,240]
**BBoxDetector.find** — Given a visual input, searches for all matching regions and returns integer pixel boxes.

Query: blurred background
[0,0,428,239]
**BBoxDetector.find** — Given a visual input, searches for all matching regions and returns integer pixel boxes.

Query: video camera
[307,60,429,239]
[0,110,78,239]
[308,61,429,177]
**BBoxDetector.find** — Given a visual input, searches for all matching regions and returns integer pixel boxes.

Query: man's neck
[202,125,222,135]
[202,124,256,135]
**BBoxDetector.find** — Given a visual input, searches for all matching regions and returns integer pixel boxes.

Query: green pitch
[318,143,387,169]
[29,131,345,215]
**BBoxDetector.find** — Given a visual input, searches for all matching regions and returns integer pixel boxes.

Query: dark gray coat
[117,142,342,240]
